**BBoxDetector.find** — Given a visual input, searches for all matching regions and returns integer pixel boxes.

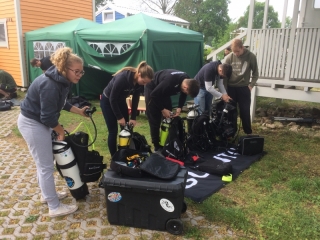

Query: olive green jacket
[0,70,17,89]
[225,49,259,88]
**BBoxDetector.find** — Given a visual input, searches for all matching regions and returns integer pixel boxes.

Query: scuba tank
[187,104,199,133]
[159,117,171,147]
[52,141,89,200]
[118,123,132,149]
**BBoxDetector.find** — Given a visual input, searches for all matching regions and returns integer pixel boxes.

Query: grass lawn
[14,94,320,239]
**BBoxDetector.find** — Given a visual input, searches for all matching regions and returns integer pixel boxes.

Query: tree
[174,0,230,44]
[95,0,113,10]
[285,16,292,28]
[211,22,238,50]
[140,0,178,14]
[237,1,281,29]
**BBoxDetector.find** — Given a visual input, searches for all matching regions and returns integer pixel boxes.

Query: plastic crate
[103,168,187,235]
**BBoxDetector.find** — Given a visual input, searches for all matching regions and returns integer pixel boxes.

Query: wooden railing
[206,31,247,61]
[290,28,320,81]
[250,28,320,82]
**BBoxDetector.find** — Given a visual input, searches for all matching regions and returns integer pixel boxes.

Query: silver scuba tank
[187,104,199,133]
[52,141,89,200]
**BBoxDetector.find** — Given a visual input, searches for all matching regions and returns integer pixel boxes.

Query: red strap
[192,155,200,161]
[166,157,184,166]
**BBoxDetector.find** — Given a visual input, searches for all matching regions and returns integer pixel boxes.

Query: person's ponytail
[137,61,154,79]
[51,47,83,76]
[113,61,154,80]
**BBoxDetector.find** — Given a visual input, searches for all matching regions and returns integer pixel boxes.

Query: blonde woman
[18,47,88,217]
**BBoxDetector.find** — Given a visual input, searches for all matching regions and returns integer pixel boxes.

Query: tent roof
[25,18,100,39]
[77,13,202,41]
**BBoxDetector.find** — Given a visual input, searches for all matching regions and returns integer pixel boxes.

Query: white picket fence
[250,28,320,82]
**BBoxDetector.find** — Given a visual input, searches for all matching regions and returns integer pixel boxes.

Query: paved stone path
[0,107,236,240]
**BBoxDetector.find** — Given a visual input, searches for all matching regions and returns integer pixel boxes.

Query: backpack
[161,116,187,161]
[67,96,92,108]
[64,131,106,183]
[212,100,237,140]
[130,132,152,153]
[187,113,217,152]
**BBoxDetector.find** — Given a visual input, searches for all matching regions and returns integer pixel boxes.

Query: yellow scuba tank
[159,118,171,146]
[119,123,132,148]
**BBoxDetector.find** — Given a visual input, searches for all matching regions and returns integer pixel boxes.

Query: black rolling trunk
[103,168,188,235]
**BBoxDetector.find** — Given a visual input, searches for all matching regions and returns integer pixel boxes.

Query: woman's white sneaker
[49,203,78,217]
[40,191,68,204]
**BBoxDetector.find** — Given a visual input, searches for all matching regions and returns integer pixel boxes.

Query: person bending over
[100,61,154,156]
[225,39,259,135]
[0,69,17,99]
[18,47,89,217]
[30,56,53,73]
[194,60,233,114]
[144,69,200,151]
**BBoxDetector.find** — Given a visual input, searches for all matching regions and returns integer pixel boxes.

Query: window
[87,42,133,56]
[0,19,8,48]
[103,10,114,23]
[33,41,65,59]
[315,0,320,8]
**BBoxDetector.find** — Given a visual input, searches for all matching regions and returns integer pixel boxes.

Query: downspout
[14,0,28,87]
[92,0,96,22]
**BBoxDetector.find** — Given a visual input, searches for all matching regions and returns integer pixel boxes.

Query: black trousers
[144,86,172,148]
[227,86,252,134]
[100,94,129,156]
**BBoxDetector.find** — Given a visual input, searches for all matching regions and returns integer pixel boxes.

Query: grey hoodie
[225,48,259,88]
[20,66,72,128]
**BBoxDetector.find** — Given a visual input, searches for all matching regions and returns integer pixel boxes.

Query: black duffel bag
[110,149,180,180]
[196,159,232,176]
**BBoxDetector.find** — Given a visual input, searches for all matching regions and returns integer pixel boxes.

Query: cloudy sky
[110,0,295,22]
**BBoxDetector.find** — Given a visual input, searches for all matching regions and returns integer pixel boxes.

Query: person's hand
[118,118,126,126]
[161,108,172,118]
[173,108,182,117]
[70,105,90,117]
[129,119,136,127]
[53,124,65,141]
[248,85,253,91]
[56,130,65,141]
[221,94,232,102]
[79,106,90,117]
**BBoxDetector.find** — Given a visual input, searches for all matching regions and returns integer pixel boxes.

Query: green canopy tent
[75,13,204,101]
[25,18,102,94]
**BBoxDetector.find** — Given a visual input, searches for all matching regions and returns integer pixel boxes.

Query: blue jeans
[194,88,213,114]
